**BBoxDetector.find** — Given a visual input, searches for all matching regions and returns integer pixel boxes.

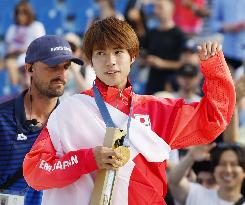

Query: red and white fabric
[23,52,236,205]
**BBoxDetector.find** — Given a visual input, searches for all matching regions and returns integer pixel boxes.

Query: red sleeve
[23,127,98,190]
[167,51,236,149]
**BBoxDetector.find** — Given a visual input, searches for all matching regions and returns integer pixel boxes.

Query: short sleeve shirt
[186,183,245,205]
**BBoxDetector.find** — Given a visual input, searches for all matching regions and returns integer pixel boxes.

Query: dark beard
[34,81,65,98]
[45,88,64,98]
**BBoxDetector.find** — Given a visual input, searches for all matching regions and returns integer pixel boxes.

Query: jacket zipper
[115,90,123,109]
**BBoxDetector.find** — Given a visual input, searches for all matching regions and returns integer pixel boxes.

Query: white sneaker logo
[17,133,27,141]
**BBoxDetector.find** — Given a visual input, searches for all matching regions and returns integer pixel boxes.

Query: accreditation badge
[0,193,24,205]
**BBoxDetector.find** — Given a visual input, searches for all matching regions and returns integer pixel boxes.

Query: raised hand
[197,41,222,61]
[188,143,216,162]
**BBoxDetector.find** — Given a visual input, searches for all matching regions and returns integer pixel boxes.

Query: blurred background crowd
[0,0,245,204]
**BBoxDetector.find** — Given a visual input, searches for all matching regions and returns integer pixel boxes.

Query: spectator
[4,0,45,85]
[0,60,21,101]
[0,35,83,205]
[192,160,218,189]
[168,143,245,205]
[94,0,124,20]
[180,39,200,65]
[223,74,245,144]
[86,0,124,28]
[175,63,201,102]
[210,0,245,71]
[236,75,245,127]
[124,0,148,42]
[173,0,210,36]
[61,32,91,99]
[142,0,187,94]
[155,63,201,103]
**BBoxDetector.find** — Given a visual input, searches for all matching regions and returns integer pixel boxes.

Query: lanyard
[92,82,132,147]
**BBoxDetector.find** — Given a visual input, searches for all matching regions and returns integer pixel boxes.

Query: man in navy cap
[0,35,83,205]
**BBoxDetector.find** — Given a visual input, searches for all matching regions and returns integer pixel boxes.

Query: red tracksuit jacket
[23,52,235,205]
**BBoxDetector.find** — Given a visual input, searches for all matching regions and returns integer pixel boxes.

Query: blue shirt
[0,91,42,205]
[210,0,245,61]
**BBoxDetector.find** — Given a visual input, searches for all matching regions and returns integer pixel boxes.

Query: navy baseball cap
[25,35,83,66]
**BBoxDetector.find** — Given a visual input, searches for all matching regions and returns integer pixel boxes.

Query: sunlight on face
[92,47,134,90]
[32,61,70,97]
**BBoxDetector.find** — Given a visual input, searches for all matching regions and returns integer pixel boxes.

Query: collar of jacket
[94,78,133,114]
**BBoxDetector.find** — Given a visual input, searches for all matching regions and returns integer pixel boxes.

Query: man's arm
[223,106,239,142]
[210,0,245,33]
[223,74,245,142]
[146,55,182,70]
[168,144,215,204]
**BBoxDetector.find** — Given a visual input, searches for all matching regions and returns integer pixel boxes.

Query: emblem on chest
[134,114,151,127]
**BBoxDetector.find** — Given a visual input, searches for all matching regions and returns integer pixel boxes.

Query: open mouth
[221,175,235,183]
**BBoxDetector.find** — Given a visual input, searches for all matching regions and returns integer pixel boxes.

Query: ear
[25,64,32,73]
[131,57,136,65]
